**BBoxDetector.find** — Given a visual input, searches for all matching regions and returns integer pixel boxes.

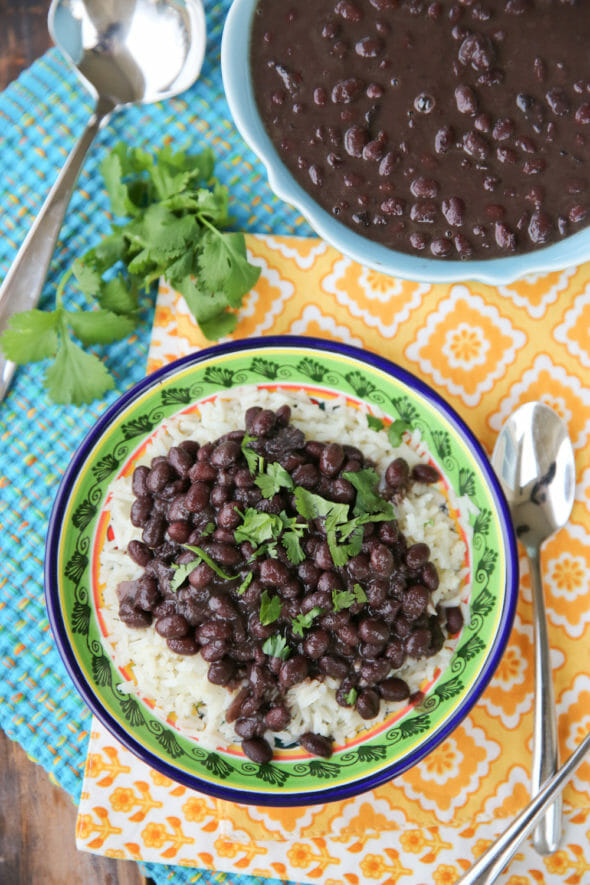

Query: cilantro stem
[55,266,74,309]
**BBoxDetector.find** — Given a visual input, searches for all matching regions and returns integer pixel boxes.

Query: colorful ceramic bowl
[46,337,517,806]
[221,0,590,285]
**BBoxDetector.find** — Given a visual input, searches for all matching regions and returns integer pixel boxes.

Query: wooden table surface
[0,2,149,883]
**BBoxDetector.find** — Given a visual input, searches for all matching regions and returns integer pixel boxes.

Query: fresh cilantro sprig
[259,589,282,625]
[255,461,294,498]
[0,143,261,405]
[291,606,324,638]
[332,583,367,613]
[170,544,238,591]
[262,634,290,660]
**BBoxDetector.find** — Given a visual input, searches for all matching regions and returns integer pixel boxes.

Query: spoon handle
[528,546,562,854]
[456,729,590,885]
[0,97,112,401]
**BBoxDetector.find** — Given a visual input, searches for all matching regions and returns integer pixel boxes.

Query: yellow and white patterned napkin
[77,235,590,884]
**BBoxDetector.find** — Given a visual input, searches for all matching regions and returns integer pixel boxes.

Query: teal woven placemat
[0,2,308,883]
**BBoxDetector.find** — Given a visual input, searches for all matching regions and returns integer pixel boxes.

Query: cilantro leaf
[65,309,136,345]
[1,142,262,405]
[182,544,238,581]
[343,468,395,520]
[234,509,282,546]
[291,607,324,637]
[241,433,260,475]
[259,590,281,626]
[255,461,294,498]
[262,634,290,660]
[236,571,253,596]
[388,418,412,446]
[170,560,197,593]
[97,275,139,315]
[367,414,384,432]
[198,229,261,308]
[344,687,358,706]
[44,335,114,405]
[353,583,368,604]
[332,589,356,612]
[281,529,306,565]
[0,309,59,363]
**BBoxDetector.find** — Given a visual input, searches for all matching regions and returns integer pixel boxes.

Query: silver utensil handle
[457,730,590,885]
[528,546,562,853]
[0,99,111,400]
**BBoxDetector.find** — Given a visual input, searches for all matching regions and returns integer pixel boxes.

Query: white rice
[98,387,470,750]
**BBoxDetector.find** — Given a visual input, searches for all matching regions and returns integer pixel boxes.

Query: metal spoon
[491,401,575,855]
[0,0,206,400]
[456,729,590,885]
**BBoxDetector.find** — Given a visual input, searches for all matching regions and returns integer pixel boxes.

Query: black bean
[241,736,273,764]
[361,658,391,684]
[134,576,160,612]
[319,443,345,476]
[167,520,191,543]
[421,561,440,591]
[265,705,291,731]
[208,658,236,686]
[379,676,410,702]
[303,629,331,659]
[318,654,349,679]
[358,617,389,644]
[356,688,380,720]
[130,496,152,528]
[146,461,174,493]
[411,463,440,484]
[445,605,464,634]
[132,465,150,497]
[299,732,333,758]
[370,543,395,577]
[200,639,229,662]
[127,539,152,567]
[402,584,429,619]
[405,542,430,569]
[167,636,199,655]
[406,628,432,658]
[168,446,194,478]
[197,621,232,643]
[118,599,152,628]
[142,514,166,548]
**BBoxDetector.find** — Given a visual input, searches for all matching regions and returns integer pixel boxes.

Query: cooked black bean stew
[117,405,463,762]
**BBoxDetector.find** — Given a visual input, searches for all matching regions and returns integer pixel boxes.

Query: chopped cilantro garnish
[332,583,367,612]
[259,589,282,625]
[182,544,238,581]
[388,418,412,447]
[236,571,254,596]
[255,461,294,498]
[343,468,395,520]
[366,414,385,431]
[344,687,358,706]
[234,509,282,546]
[291,606,324,637]
[262,634,290,660]
[241,433,260,475]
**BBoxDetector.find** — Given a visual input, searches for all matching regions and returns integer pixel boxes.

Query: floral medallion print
[76,236,590,884]
[405,286,526,407]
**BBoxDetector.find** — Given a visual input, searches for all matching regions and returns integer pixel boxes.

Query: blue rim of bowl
[45,335,519,805]
[221,0,590,285]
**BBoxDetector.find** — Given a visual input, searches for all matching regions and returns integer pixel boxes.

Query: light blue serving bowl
[221,0,590,285]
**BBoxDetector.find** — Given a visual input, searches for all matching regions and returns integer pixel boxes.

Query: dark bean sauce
[117,405,463,762]
[250,0,590,260]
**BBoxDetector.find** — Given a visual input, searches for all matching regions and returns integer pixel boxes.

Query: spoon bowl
[0,0,207,399]
[492,401,575,855]
[48,0,206,110]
